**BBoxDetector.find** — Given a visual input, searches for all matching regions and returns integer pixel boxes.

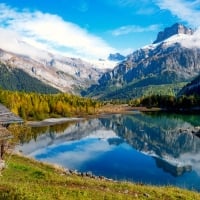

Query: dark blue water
[16,113,200,191]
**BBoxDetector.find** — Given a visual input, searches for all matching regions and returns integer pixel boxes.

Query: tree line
[129,94,200,111]
[0,89,101,120]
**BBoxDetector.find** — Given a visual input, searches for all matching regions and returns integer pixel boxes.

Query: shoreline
[6,107,200,197]
[2,153,200,200]
[26,117,84,127]
[24,105,200,128]
[97,104,161,113]
[24,105,162,127]
[26,105,161,127]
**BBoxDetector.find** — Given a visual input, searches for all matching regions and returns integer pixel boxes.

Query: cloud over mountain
[155,0,200,28]
[0,3,115,60]
[111,24,160,36]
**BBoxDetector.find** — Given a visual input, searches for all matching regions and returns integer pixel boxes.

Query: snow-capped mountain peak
[153,23,194,44]
[142,24,199,51]
[84,23,200,99]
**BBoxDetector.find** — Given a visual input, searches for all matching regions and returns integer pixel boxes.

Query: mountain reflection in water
[16,113,200,191]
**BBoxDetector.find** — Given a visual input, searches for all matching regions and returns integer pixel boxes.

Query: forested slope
[0,62,60,94]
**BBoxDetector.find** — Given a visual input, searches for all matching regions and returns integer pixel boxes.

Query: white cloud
[153,0,200,49]
[181,29,200,48]
[120,48,134,56]
[26,137,114,169]
[155,0,200,28]
[111,24,160,36]
[0,3,116,59]
[0,27,53,60]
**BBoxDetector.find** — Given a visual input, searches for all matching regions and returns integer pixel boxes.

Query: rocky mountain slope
[153,23,194,44]
[0,61,59,93]
[108,53,126,61]
[0,30,108,94]
[84,23,200,99]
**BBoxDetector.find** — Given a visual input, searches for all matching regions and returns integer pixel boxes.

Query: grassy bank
[1,154,200,200]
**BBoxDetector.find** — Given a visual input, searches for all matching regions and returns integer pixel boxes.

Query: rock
[82,172,87,177]
[143,192,150,198]
[124,189,129,194]
[0,160,6,174]
[63,168,70,174]
[91,174,96,179]
[73,170,79,175]
[153,23,194,44]
[86,171,93,177]
[99,175,105,180]
[108,53,126,61]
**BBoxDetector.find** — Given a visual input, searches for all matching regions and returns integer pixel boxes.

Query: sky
[0,0,200,60]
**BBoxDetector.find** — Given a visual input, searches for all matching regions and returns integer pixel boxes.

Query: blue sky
[0,0,200,59]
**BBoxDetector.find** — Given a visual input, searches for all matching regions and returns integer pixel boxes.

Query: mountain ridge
[108,53,126,61]
[83,23,200,99]
[153,23,194,44]
[0,31,108,94]
[0,23,199,98]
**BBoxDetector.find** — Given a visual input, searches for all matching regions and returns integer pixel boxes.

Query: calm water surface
[16,112,200,191]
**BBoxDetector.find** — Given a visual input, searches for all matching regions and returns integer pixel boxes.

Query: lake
[16,112,200,191]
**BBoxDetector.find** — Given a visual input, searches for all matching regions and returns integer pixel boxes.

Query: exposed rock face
[124,43,200,82]
[0,29,107,94]
[84,23,200,99]
[0,48,103,94]
[108,53,126,61]
[153,23,194,44]
[85,42,200,98]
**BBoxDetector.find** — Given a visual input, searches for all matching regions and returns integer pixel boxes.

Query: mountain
[0,29,105,94]
[153,23,194,44]
[178,74,200,96]
[83,23,200,99]
[108,53,126,61]
[0,61,59,93]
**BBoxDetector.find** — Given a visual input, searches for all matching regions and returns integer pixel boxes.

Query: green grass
[0,154,200,200]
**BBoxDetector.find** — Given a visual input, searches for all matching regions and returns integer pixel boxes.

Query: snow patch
[143,30,200,51]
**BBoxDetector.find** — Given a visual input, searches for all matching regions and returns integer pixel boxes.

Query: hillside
[1,154,200,200]
[0,30,107,94]
[0,62,59,93]
[83,24,200,100]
